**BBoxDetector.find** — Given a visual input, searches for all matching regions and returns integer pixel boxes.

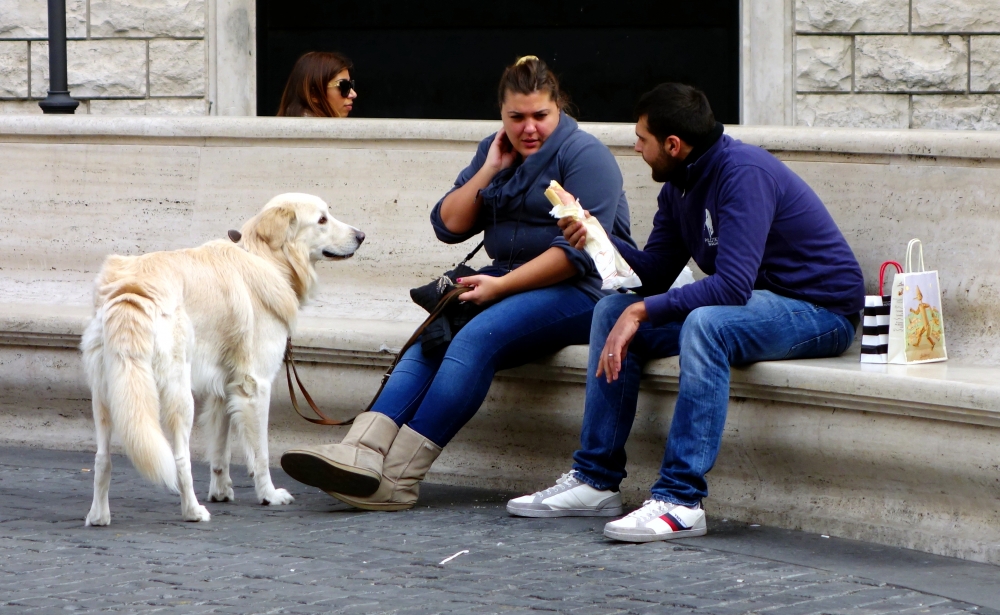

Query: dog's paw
[85,508,110,527]
[183,504,211,522]
[208,485,235,502]
[209,469,234,502]
[260,488,294,506]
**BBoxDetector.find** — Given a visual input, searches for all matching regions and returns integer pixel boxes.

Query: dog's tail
[101,290,178,492]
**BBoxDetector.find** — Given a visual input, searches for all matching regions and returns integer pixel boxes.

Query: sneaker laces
[534,472,579,498]
[621,499,673,523]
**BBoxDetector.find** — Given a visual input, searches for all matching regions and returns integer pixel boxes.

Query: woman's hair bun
[497,55,569,111]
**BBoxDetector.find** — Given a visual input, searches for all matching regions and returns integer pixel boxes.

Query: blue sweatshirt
[431,113,637,301]
[612,132,864,326]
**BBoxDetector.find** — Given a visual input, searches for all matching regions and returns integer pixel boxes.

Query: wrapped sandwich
[545,180,642,290]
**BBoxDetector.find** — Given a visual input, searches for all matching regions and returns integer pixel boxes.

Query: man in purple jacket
[507,83,864,542]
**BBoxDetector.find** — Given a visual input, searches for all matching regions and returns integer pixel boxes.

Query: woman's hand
[456,274,509,306]
[557,209,591,249]
[596,301,648,383]
[484,128,517,173]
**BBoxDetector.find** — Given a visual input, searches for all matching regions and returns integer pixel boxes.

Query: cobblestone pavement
[0,447,996,614]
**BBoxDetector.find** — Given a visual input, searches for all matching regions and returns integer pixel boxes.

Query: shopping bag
[887,239,947,364]
[860,261,902,364]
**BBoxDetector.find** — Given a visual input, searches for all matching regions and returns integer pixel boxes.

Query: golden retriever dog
[81,193,364,525]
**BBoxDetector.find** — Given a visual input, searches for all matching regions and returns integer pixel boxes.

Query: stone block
[795,0,909,33]
[30,40,147,98]
[0,42,29,98]
[912,0,1000,33]
[90,0,205,38]
[796,94,910,128]
[856,35,968,93]
[911,95,1000,130]
[149,40,205,97]
[89,98,207,116]
[796,36,852,92]
[0,0,86,39]
[0,100,42,114]
[971,37,1000,93]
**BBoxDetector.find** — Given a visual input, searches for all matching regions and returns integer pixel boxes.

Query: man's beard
[650,150,680,183]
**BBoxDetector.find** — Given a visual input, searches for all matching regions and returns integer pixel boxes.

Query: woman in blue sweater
[281,56,635,511]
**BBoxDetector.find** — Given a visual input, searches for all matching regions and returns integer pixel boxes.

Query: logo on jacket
[704,210,718,246]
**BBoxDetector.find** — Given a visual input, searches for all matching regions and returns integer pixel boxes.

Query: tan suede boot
[329,425,442,511]
[280,412,399,497]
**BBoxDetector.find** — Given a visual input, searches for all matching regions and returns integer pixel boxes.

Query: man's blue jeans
[572,290,856,506]
[371,282,596,447]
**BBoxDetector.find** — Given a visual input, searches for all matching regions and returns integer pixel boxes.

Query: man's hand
[557,210,591,249]
[455,274,509,306]
[597,301,648,383]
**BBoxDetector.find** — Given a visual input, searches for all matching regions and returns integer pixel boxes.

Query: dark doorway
[257,1,740,123]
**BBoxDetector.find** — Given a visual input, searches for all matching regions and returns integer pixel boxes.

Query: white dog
[81,193,364,525]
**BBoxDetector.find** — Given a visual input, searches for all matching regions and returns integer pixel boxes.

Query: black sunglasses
[328,79,356,97]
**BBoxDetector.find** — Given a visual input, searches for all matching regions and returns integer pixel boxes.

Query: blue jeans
[372,283,596,447]
[572,290,855,506]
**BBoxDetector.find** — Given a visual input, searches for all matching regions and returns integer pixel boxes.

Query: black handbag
[409,240,485,357]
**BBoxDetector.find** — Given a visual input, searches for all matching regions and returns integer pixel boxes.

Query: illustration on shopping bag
[903,280,945,362]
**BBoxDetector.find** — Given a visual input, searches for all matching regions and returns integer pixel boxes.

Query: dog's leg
[163,366,211,522]
[85,394,113,527]
[230,376,294,506]
[204,394,235,502]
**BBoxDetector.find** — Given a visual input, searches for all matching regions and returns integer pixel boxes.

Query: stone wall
[3,0,999,127]
[796,0,1000,129]
[0,0,208,115]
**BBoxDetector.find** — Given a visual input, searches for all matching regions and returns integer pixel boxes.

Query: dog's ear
[252,205,297,250]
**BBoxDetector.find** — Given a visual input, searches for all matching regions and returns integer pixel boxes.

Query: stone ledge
[5,117,1000,159]
[5,306,998,429]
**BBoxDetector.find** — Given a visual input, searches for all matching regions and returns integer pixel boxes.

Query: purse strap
[285,284,473,426]
[459,239,485,267]
[878,261,903,295]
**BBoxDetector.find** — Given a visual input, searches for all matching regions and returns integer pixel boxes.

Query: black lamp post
[38,0,79,114]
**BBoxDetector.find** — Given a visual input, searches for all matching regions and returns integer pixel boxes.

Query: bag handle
[905,238,925,273]
[879,261,903,295]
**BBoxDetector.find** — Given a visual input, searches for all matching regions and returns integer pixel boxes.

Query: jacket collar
[480,112,578,213]
[667,122,725,192]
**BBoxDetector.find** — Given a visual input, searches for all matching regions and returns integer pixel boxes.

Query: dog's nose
[355,230,366,245]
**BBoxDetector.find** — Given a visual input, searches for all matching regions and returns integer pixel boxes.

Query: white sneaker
[603,499,707,542]
[506,472,623,518]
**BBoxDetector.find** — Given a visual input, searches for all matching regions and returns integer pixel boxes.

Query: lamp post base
[38,91,79,114]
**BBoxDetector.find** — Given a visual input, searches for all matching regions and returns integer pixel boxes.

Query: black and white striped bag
[860,261,902,363]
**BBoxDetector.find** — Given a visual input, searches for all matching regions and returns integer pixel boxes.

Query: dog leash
[283,285,472,426]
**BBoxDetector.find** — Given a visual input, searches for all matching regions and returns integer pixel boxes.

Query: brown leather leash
[284,284,473,426]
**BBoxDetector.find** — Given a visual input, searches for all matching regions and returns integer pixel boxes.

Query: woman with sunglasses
[282,55,636,511]
[276,51,357,117]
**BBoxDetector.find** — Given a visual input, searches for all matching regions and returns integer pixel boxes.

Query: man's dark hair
[634,83,716,144]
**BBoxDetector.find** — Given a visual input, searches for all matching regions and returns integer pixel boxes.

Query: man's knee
[592,294,642,338]
[679,306,727,348]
